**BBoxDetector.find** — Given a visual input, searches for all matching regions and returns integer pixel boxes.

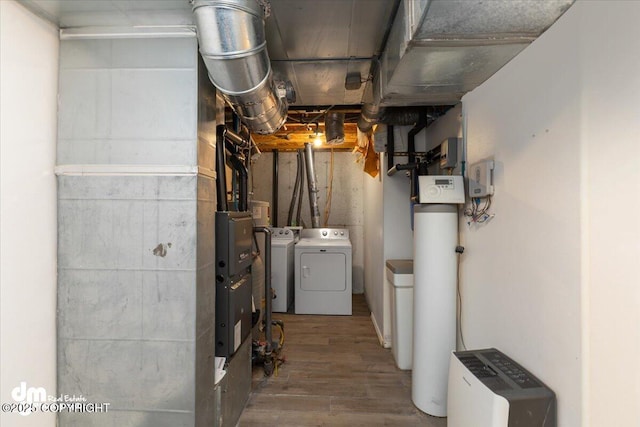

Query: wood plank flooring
[238,295,447,426]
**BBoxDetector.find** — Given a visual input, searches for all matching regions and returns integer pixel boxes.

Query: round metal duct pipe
[303,143,321,228]
[193,0,287,134]
[324,112,345,145]
[357,103,384,132]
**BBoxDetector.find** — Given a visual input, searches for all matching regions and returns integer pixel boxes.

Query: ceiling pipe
[325,112,345,145]
[193,0,290,135]
[357,103,384,133]
[216,125,229,212]
[408,116,427,202]
[225,127,249,148]
[228,151,248,212]
[358,104,435,133]
[272,149,279,227]
[303,143,321,228]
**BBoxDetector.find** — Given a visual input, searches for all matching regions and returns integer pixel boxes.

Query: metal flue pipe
[193,0,287,134]
[303,143,321,228]
[357,103,384,132]
[296,149,305,226]
[325,111,345,144]
[287,150,302,226]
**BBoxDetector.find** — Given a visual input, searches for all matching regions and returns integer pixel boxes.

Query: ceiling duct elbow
[357,103,384,133]
[193,0,288,135]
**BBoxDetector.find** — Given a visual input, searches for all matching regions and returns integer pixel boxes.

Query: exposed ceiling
[19,0,574,151]
[265,0,397,107]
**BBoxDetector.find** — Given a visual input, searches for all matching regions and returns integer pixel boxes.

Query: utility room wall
[55,34,217,427]
[251,151,365,293]
[0,2,58,426]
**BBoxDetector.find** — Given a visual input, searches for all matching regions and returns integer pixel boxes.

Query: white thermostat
[418,175,465,204]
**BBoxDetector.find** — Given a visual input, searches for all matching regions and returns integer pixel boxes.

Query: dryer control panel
[301,228,349,240]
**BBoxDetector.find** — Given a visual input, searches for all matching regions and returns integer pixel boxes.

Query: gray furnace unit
[215,211,253,358]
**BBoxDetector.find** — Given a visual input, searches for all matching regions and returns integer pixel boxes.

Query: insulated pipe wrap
[193,0,287,134]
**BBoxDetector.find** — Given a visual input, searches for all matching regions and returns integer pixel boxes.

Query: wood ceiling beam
[253,123,359,152]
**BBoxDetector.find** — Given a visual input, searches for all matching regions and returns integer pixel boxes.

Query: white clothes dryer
[294,228,352,315]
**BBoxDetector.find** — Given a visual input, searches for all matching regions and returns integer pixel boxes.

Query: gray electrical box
[468,159,495,197]
[440,137,458,169]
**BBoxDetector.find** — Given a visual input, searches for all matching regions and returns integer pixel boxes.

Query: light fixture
[312,122,323,147]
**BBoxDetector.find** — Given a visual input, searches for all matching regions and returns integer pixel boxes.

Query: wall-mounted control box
[468,160,495,198]
[418,175,465,204]
[440,137,459,170]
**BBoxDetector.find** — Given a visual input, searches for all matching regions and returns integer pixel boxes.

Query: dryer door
[300,251,346,291]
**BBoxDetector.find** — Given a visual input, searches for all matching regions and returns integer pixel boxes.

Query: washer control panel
[271,227,295,241]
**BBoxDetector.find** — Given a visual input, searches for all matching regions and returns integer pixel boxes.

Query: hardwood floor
[238,295,447,426]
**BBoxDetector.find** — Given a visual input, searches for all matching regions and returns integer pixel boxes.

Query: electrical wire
[463,195,494,225]
[457,253,467,351]
[323,149,334,227]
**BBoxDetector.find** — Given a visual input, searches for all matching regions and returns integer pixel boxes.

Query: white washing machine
[271,227,295,313]
[295,228,352,315]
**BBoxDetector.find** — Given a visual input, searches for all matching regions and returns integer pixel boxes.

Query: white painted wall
[460,2,640,426]
[578,3,640,426]
[363,170,383,337]
[380,153,414,345]
[364,127,415,346]
[0,2,58,426]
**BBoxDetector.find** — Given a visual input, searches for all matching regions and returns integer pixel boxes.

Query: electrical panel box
[440,137,459,169]
[468,160,495,198]
[418,175,465,204]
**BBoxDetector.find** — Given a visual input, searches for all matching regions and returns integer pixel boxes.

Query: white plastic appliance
[412,175,465,417]
[447,348,556,427]
[386,259,414,370]
[294,228,352,315]
[270,227,295,313]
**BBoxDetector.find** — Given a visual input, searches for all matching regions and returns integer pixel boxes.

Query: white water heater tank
[411,203,458,416]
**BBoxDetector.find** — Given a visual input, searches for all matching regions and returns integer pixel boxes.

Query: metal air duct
[357,103,384,133]
[193,0,288,135]
[303,143,321,228]
[324,112,345,145]
[357,0,574,130]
